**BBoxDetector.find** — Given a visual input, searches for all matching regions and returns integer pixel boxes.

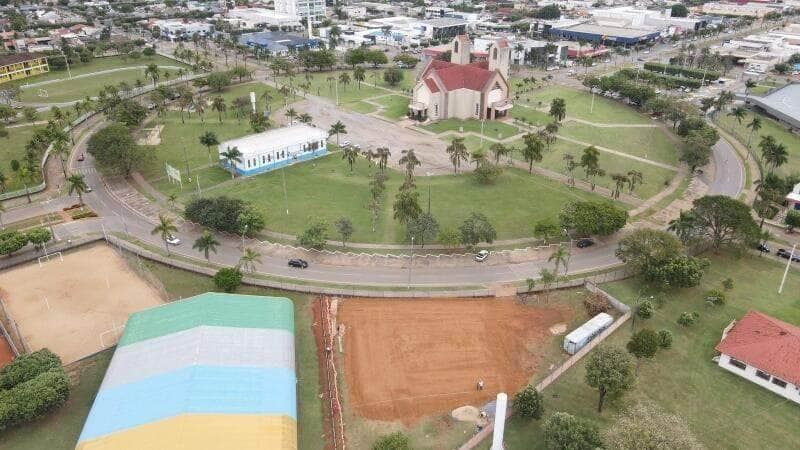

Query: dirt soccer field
[0,244,163,364]
[338,297,573,423]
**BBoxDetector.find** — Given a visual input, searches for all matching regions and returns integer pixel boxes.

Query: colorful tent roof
[76,293,297,450]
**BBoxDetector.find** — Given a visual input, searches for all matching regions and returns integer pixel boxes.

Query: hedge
[643,62,720,81]
[0,370,70,431]
[0,349,62,390]
[618,68,702,89]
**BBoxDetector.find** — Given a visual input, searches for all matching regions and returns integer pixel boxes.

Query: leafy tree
[334,217,354,247]
[627,328,660,372]
[681,126,718,171]
[213,267,243,293]
[585,346,635,412]
[393,186,422,225]
[407,212,439,247]
[677,311,699,327]
[192,230,219,262]
[560,201,627,237]
[533,218,562,243]
[0,230,28,256]
[521,132,544,173]
[785,210,800,233]
[207,71,233,92]
[657,330,674,349]
[437,227,461,248]
[637,299,654,319]
[615,229,682,278]
[680,195,760,250]
[513,385,544,420]
[473,162,503,185]
[670,4,689,17]
[151,214,178,255]
[108,99,147,126]
[25,227,51,251]
[459,212,497,247]
[86,123,146,176]
[372,431,411,450]
[647,255,708,289]
[533,4,561,20]
[549,97,567,122]
[604,402,703,450]
[383,67,404,86]
[299,219,329,249]
[543,412,602,450]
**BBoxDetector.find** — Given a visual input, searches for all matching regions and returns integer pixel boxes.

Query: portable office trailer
[563,312,614,354]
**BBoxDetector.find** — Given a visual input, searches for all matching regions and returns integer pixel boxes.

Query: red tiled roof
[424,78,439,93]
[716,311,800,386]
[469,61,489,70]
[433,64,495,92]
[420,59,455,81]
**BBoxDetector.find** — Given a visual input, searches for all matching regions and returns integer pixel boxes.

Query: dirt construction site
[0,244,164,364]
[333,297,574,425]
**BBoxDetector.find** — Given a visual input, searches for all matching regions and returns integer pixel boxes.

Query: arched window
[493,48,498,60]
[454,41,459,53]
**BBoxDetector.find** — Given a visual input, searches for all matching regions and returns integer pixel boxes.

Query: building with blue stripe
[218,124,329,177]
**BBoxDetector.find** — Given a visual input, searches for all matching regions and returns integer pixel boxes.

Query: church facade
[409,35,513,122]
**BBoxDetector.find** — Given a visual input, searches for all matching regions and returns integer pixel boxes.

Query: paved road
[708,136,745,197]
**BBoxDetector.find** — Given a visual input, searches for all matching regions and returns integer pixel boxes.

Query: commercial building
[716,311,800,405]
[744,83,800,132]
[226,7,303,29]
[238,31,321,54]
[274,0,325,22]
[150,19,214,41]
[590,6,706,34]
[549,23,661,46]
[76,293,298,449]
[701,2,775,18]
[0,53,49,85]
[218,124,328,176]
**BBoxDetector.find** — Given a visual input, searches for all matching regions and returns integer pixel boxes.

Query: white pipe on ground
[491,393,507,450]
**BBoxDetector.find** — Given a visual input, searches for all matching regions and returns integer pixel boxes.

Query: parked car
[166,235,181,245]
[85,185,92,193]
[475,250,489,262]
[288,258,309,268]
[757,243,770,253]
[576,238,595,248]
[776,248,800,262]
[77,153,85,161]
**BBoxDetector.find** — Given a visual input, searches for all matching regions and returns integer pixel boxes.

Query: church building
[409,35,512,122]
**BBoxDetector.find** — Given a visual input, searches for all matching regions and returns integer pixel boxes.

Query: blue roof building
[238,31,322,54]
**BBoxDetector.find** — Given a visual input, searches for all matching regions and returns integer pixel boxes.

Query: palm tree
[399,149,421,180]
[328,121,347,146]
[728,106,746,125]
[626,170,643,194]
[67,174,88,205]
[376,147,391,173]
[52,139,69,179]
[543,122,560,151]
[193,230,219,262]
[199,131,220,164]
[760,136,787,173]
[744,79,756,97]
[212,96,226,122]
[549,97,567,122]
[260,89,273,112]
[548,245,570,277]
[285,107,297,124]
[221,146,243,179]
[151,214,178,255]
[342,144,359,173]
[354,67,366,89]
[746,116,762,149]
[298,113,312,124]
[580,146,604,191]
[610,173,628,199]
[239,247,262,273]
[521,132,544,173]
[489,143,509,164]
[144,63,160,87]
[446,137,469,174]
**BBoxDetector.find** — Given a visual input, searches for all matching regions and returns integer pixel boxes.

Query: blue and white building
[218,124,328,177]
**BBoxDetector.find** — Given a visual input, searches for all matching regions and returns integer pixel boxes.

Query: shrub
[543,412,602,450]
[372,431,411,450]
[677,311,699,327]
[25,227,52,251]
[513,385,544,420]
[213,267,243,293]
[583,293,610,316]
[0,349,61,390]
[298,220,329,250]
[0,369,70,431]
[642,62,720,81]
[637,299,654,319]
[473,163,503,185]
[705,289,726,306]
[657,330,674,349]
[722,277,734,291]
[0,230,29,256]
[560,201,628,237]
[184,197,264,235]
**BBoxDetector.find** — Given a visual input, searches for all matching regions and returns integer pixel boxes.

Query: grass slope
[422,118,520,140]
[1,125,46,191]
[518,86,652,125]
[715,109,800,177]
[558,122,680,167]
[373,95,411,120]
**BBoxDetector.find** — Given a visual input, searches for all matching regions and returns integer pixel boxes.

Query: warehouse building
[745,83,800,132]
[549,23,661,47]
[238,31,322,54]
[76,293,297,450]
[0,53,49,85]
[218,124,328,176]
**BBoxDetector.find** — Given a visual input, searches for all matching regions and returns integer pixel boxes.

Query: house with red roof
[409,35,512,122]
[715,310,800,404]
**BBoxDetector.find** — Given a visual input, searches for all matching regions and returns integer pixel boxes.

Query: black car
[776,249,800,262]
[576,238,594,248]
[288,258,309,268]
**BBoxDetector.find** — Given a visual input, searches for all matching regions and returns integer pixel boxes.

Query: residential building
[0,53,49,85]
[410,35,512,121]
[715,311,800,405]
[274,0,325,22]
[219,124,328,176]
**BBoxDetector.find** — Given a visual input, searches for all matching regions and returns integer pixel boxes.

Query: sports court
[337,297,573,424]
[0,244,163,364]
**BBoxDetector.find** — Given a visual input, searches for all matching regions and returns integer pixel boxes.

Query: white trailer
[563,312,614,354]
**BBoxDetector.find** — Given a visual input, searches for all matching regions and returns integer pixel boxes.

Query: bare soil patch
[337,297,573,424]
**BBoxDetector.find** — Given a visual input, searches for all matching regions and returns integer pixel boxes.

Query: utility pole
[281,164,289,215]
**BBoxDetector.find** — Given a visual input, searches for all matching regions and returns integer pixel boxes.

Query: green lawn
[205,152,618,244]
[510,105,553,126]
[558,122,681,166]
[715,109,800,176]
[138,82,286,183]
[1,124,46,191]
[343,100,377,114]
[518,86,653,125]
[277,69,412,107]
[422,118,520,140]
[373,95,410,120]
[16,55,191,104]
[0,252,325,450]
[494,253,800,449]
[497,138,676,200]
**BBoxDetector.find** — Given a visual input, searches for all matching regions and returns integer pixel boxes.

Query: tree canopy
[560,201,627,237]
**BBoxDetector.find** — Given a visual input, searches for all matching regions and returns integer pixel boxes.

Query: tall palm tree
[239,247,262,273]
[199,131,219,164]
[760,137,787,173]
[328,121,347,146]
[144,63,160,87]
[193,93,207,122]
[67,173,88,205]
[728,106,746,125]
[298,113,312,124]
[399,149,421,180]
[610,173,629,199]
[342,144,359,173]
[521,132,544,173]
[221,146,243,179]
[626,170,643,194]
[193,230,219,262]
[260,89,273,112]
[489,143,509,164]
[376,147,391,173]
[52,139,70,179]
[746,116,762,149]
[744,79,756,97]
[212,96,226,123]
[548,245,570,277]
[446,137,469,174]
[151,214,178,255]
[285,107,297,124]
[549,97,567,122]
[354,67,366,89]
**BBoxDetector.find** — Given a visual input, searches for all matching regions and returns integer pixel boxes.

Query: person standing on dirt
[477,380,484,390]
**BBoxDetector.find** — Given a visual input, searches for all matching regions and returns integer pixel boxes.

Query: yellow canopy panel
[76,414,297,450]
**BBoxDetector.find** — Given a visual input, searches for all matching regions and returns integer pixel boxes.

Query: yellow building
[0,54,49,85]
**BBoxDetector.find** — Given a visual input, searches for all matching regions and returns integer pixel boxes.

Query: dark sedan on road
[776,249,800,262]
[288,259,309,268]
[576,238,594,248]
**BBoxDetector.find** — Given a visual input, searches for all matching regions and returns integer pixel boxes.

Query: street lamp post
[60,49,72,80]
[241,223,248,253]
[408,235,414,289]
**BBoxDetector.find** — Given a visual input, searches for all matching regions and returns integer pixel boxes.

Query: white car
[166,235,181,245]
[341,140,351,147]
[475,250,489,262]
